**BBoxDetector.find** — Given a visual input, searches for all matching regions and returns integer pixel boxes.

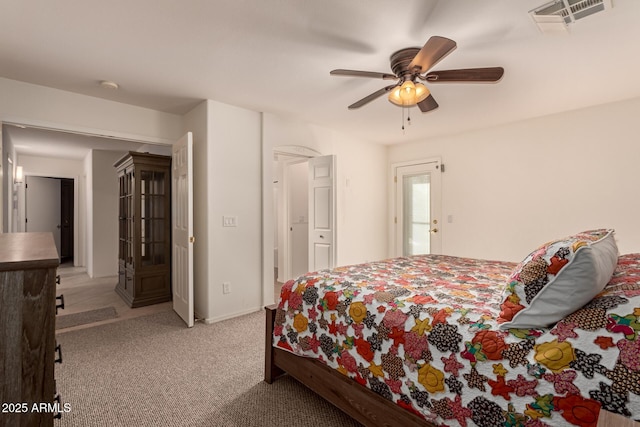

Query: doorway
[393,159,442,256]
[274,153,312,284]
[25,175,74,262]
[264,145,337,307]
[272,146,322,292]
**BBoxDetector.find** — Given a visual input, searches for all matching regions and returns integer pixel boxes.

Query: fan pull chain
[401,108,412,133]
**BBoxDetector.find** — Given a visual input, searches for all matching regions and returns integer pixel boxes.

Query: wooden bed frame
[264,305,639,427]
[265,304,438,427]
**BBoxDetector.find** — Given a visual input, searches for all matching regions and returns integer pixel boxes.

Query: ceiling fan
[330,36,504,113]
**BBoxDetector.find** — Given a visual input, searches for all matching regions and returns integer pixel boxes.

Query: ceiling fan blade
[425,67,504,83]
[417,94,439,113]
[348,84,398,109]
[408,36,457,74]
[330,69,397,80]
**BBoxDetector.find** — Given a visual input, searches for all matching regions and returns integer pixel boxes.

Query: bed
[265,230,640,426]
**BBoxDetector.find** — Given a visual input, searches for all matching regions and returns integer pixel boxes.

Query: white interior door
[394,160,442,256]
[308,155,336,271]
[25,176,62,255]
[172,132,194,327]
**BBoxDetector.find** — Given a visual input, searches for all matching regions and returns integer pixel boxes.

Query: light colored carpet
[56,309,361,426]
[55,307,118,330]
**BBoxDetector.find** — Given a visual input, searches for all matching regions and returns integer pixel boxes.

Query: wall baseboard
[201,306,262,324]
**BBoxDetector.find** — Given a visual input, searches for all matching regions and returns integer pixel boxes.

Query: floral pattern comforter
[272,254,640,427]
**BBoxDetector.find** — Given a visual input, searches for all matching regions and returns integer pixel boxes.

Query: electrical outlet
[222,282,231,294]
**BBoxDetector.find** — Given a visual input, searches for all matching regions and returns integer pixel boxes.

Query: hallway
[55,262,171,334]
[55,263,284,333]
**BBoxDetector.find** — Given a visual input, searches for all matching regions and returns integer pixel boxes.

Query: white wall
[89,150,125,277]
[388,96,640,262]
[183,101,210,320]
[2,126,14,233]
[330,131,388,267]
[84,153,93,274]
[206,100,263,322]
[0,78,182,143]
[183,99,264,323]
[262,113,388,305]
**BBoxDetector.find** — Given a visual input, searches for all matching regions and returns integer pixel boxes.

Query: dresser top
[0,232,60,271]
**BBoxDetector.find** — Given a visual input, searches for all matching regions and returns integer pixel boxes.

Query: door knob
[319,235,324,239]
[429,228,438,233]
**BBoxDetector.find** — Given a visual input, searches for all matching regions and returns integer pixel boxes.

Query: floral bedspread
[272,254,640,427]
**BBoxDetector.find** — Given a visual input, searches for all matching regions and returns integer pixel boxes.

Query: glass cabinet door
[140,170,166,266]
[118,173,126,263]
[125,168,134,267]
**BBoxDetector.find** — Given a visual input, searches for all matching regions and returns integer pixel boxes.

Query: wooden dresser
[0,232,60,427]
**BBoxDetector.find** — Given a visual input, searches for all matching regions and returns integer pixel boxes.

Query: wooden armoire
[114,152,172,308]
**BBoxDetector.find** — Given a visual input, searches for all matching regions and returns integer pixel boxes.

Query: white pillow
[497,229,618,330]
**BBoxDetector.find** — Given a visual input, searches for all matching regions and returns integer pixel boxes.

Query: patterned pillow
[497,229,618,329]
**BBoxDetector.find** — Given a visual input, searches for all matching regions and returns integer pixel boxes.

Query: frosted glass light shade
[388,81,430,107]
[15,166,23,183]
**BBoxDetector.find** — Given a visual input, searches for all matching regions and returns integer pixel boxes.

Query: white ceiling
[2,0,640,148]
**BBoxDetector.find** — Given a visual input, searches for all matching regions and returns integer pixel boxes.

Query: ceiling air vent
[530,0,613,33]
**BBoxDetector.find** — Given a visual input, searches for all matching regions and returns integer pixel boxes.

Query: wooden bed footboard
[264,305,434,427]
[264,304,284,383]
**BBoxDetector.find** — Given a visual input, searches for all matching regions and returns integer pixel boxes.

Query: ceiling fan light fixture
[332,36,502,112]
[388,81,430,107]
[399,80,416,102]
[415,83,430,103]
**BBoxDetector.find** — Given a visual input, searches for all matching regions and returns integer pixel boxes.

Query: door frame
[274,146,321,282]
[264,145,323,306]
[389,157,442,257]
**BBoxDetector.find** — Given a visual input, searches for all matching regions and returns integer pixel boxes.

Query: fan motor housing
[389,47,420,77]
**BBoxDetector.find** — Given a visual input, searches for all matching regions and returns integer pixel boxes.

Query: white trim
[1,117,174,145]
[199,306,262,324]
[273,145,322,159]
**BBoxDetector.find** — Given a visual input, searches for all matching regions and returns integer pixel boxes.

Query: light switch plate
[223,216,237,227]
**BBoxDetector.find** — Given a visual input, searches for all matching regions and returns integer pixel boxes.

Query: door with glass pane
[394,160,441,256]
